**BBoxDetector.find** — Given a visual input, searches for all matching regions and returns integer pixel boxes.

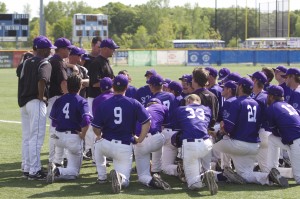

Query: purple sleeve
[223,100,239,135]
[49,100,58,120]
[80,115,92,128]
[136,101,151,124]
[80,99,93,128]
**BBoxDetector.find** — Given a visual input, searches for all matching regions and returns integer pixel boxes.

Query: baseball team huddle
[16,35,300,195]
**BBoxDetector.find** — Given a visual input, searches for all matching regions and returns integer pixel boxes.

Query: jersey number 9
[114,107,122,124]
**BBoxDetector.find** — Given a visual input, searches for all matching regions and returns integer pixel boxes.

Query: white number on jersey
[185,107,205,120]
[247,105,257,122]
[281,104,299,115]
[163,100,170,109]
[62,103,70,119]
[114,107,122,124]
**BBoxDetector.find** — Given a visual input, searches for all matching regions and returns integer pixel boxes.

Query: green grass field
[0,66,299,199]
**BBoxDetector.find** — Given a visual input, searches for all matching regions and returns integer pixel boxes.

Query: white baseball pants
[94,138,133,188]
[134,133,165,185]
[21,99,47,175]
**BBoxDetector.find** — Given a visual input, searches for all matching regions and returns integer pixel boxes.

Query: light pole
[40,0,46,35]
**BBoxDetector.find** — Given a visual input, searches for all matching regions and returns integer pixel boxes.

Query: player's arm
[135,119,151,143]
[61,80,68,94]
[93,127,102,141]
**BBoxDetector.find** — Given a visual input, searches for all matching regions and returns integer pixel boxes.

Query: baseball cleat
[22,172,29,179]
[46,163,55,184]
[110,169,121,194]
[223,167,246,184]
[150,174,172,190]
[269,168,289,188]
[203,170,218,195]
[177,161,186,183]
[96,178,108,184]
[28,170,47,181]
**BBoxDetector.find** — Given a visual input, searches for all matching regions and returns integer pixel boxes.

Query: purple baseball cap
[147,74,164,86]
[35,37,57,49]
[70,47,85,56]
[223,72,241,83]
[205,67,218,78]
[281,68,300,78]
[179,74,190,80]
[148,98,162,104]
[223,80,237,90]
[238,77,254,90]
[179,74,192,84]
[100,77,113,91]
[100,38,120,49]
[273,65,287,73]
[266,85,284,97]
[33,35,47,47]
[218,68,231,80]
[168,81,183,95]
[248,71,268,84]
[81,53,91,61]
[54,37,74,49]
[113,74,128,87]
[144,69,157,77]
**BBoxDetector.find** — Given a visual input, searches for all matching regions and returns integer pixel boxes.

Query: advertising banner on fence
[128,51,157,66]
[187,50,220,66]
[13,51,26,68]
[0,52,14,68]
[113,51,128,66]
[156,50,186,65]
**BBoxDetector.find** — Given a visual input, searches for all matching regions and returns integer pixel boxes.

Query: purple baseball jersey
[252,91,268,129]
[266,101,300,144]
[92,95,151,143]
[135,85,153,107]
[221,96,237,121]
[136,103,169,136]
[223,96,262,143]
[152,91,178,128]
[92,91,114,116]
[50,93,92,132]
[173,104,211,141]
[279,82,291,102]
[287,87,300,114]
[125,85,137,98]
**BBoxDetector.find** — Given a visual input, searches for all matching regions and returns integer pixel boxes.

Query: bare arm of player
[136,120,151,143]
[61,80,68,94]
[79,125,89,140]
[93,82,100,87]
[93,127,102,141]
[66,63,79,74]
[81,79,89,88]
[37,79,47,105]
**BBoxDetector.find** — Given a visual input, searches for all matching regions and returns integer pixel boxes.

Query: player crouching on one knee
[134,98,171,190]
[47,75,93,183]
[171,94,218,195]
[91,75,151,194]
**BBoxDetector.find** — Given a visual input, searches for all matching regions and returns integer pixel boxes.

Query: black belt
[186,137,209,142]
[105,138,131,145]
[57,130,78,134]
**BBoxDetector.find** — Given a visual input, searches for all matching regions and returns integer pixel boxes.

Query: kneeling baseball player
[47,75,92,183]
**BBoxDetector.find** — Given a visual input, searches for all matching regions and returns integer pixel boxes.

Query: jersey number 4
[63,103,70,119]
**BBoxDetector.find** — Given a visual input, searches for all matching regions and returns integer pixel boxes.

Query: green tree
[52,17,72,39]
[0,2,7,13]
[44,1,68,25]
[131,26,150,48]
[152,17,175,48]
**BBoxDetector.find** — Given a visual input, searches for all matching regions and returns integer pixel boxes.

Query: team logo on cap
[293,103,299,109]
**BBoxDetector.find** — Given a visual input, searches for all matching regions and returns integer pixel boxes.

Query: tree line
[1,0,300,49]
